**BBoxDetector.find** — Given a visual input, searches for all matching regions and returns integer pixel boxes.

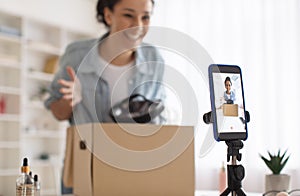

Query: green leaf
[260,149,290,175]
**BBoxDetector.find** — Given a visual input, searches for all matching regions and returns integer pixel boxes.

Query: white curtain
[151,0,300,192]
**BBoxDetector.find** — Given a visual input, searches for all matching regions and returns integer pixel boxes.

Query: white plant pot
[265,174,291,194]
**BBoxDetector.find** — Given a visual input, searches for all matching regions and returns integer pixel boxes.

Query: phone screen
[209,64,248,141]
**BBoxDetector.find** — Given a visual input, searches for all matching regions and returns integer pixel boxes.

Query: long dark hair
[96,0,155,27]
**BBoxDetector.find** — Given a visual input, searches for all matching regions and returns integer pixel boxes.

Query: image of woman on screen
[223,76,236,104]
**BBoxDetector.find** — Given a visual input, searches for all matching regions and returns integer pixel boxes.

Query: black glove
[110,94,164,123]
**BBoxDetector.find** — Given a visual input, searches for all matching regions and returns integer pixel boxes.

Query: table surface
[196,190,261,196]
[64,190,261,196]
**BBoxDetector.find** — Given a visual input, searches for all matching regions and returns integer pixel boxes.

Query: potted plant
[260,149,291,193]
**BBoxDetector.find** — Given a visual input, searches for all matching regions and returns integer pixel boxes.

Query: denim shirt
[223,91,236,102]
[45,35,165,125]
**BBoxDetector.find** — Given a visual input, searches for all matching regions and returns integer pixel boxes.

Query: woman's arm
[49,98,73,120]
[49,66,82,121]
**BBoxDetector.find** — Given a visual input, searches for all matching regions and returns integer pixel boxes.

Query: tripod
[203,111,250,196]
[220,140,246,196]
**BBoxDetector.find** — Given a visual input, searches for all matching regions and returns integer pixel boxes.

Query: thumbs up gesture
[58,66,82,107]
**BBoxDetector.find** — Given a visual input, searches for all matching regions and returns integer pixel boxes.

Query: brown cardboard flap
[62,126,74,187]
[73,124,93,196]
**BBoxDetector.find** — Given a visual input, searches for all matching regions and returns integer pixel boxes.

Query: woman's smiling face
[104,0,153,44]
[225,80,231,92]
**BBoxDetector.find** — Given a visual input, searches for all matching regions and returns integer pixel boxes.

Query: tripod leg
[220,188,232,196]
[235,188,246,196]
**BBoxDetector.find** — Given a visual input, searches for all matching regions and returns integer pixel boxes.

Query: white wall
[0,0,101,35]
[151,0,300,193]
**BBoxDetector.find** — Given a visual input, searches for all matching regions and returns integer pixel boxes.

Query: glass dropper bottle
[16,158,34,196]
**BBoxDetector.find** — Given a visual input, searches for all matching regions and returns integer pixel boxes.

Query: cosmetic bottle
[34,175,40,196]
[16,158,34,196]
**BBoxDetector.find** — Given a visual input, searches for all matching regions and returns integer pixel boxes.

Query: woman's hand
[58,66,82,107]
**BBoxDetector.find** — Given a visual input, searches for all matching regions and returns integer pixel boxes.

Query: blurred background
[0,0,299,195]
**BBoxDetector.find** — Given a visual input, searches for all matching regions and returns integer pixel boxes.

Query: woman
[45,0,165,125]
[45,0,164,193]
[223,76,235,104]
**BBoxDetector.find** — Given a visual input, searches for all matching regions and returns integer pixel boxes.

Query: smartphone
[208,64,248,141]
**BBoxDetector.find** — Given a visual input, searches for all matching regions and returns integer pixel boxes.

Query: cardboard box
[64,123,195,196]
[223,104,238,116]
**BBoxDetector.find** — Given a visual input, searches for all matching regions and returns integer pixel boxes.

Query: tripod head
[225,140,243,162]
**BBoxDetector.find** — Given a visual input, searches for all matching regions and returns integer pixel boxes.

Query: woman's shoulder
[59,38,99,71]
